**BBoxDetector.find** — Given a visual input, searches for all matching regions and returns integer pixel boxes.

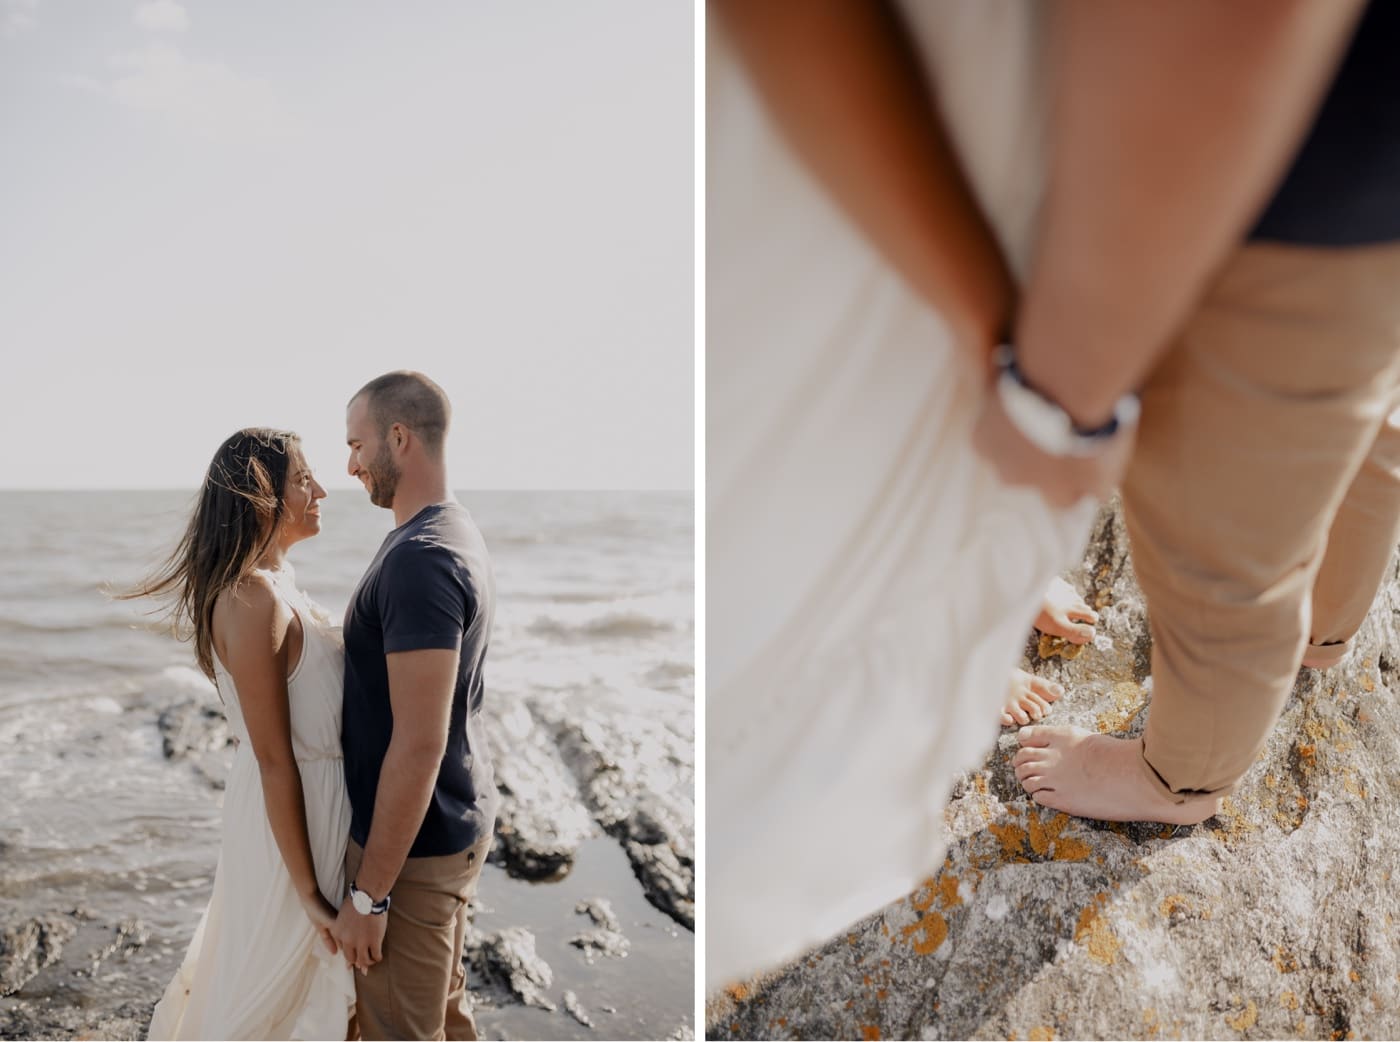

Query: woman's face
[279,448,327,545]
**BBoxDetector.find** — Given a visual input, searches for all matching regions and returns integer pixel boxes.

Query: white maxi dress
[707,0,1096,986]
[148,574,355,1040]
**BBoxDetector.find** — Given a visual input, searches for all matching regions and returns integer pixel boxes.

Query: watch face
[352,889,373,915]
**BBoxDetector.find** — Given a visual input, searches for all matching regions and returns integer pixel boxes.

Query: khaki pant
[1123,240,1400,799]
[346,833,493,1041]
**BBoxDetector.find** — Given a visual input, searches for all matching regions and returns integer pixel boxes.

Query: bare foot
[1034,576,1098,645]
[1002,670,1064,727]
[1013,725,1222,825]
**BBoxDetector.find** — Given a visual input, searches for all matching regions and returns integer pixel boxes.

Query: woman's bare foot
[1002,670,1064,727]
[1013,725,1222,825]
[1035,577,1098,645]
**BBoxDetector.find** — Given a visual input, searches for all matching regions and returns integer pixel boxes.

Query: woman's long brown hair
[120,428,300,680]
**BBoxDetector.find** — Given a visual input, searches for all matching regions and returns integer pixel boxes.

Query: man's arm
[713,0,1015,356]
[331,647,458,971]
[1016,0,1364,427]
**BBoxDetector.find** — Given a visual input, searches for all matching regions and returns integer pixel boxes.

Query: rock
[668,1023,696,1040]
[545,698,695,930]
[0,998,154,1041]
[562,989,593,1028]
[466,926,555,1011]
[155,700,230,762]
[84,918,149,975]
[0,916,76,997]
[574,898,620,931]
[709,500,1400,1040]
[483,697,596,880]
[569,928,630,962]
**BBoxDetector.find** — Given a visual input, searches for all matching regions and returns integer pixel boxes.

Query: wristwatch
[992,344,1140,458]
[349,880,391,916]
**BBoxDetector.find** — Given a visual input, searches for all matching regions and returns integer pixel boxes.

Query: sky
[0,0,693,490]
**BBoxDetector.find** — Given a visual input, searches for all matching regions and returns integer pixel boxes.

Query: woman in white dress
[706,0,1103,986]
[125,428,355,1040]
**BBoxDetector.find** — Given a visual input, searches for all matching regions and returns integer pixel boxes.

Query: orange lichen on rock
[900,909,948,955]
[1073,897,1122,966]
[1281,990,1300,1011]
[1158,894,1192,919]
[1027,1026,1056,1041]
[1225,1000,1258,1031]
[989,816,1031,862]
[1037,633,1085,661]
[726,983,750,1002]
[1095,681,1147,732]
[1273,947,1300,973]
[1362,673,1375,692]
[1342,771,1369,799]
[1141,1006,1162,1036]
[861,1025,881,1040]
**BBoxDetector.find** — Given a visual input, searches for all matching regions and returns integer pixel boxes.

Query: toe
[1064,622,1095,645]
[1017,725,1051,747]
[1000,710,1015,727]
[1030,678,1063,702]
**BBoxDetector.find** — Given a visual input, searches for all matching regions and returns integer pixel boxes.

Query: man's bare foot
[1034,577,1098,645]
[1002,670,1064,727]
[1013,725,1222,825]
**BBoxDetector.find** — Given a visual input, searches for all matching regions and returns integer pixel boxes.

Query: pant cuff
[1303,636,1354,669]
[1138,740,1238,804]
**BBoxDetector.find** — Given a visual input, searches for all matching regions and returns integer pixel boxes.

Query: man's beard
[366,444,400,508]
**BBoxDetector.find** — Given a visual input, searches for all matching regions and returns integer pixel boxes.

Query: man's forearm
[352,738,442,899]
[1017,0,1363,427]
[715,0,1015,353]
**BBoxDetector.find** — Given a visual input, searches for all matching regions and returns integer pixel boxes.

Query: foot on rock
[1034,576,1098,645]
[1013,725,1222,825]
[1001,669,1064,727]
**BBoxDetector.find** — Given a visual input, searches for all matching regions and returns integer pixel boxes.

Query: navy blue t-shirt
[1251,0,1400,245]
[342,501,498,858]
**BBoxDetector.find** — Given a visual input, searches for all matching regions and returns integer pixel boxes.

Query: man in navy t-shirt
[329,369,498,1041]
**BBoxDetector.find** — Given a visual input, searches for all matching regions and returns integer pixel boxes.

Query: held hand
[972,380,1134,509]
[329,900,388,975]
[300,892,339,956]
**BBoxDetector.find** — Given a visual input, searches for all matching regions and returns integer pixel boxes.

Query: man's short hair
[352,371,452,457]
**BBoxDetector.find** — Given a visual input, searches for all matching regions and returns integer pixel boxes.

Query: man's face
[346,395,400,509]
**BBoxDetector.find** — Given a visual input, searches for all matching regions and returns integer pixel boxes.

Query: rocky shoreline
[1,681,693,1041]
[708,501,1400,1041]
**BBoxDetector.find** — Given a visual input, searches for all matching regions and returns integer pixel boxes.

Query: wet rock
[545,698,695,930]
[0,998,153,1041]
[569,928,630,962]
[710,500,1400,1040]
[155,700,230,762]
[84,918,149,975]
[484,697,596,880]
[0,916,76,997]
[575,898,620,931]
[467,926,555,1011]
[562,989,593,1028]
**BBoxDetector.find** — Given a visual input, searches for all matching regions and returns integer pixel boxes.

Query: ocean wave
[526,612,676,643]
[0,615,167,637]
